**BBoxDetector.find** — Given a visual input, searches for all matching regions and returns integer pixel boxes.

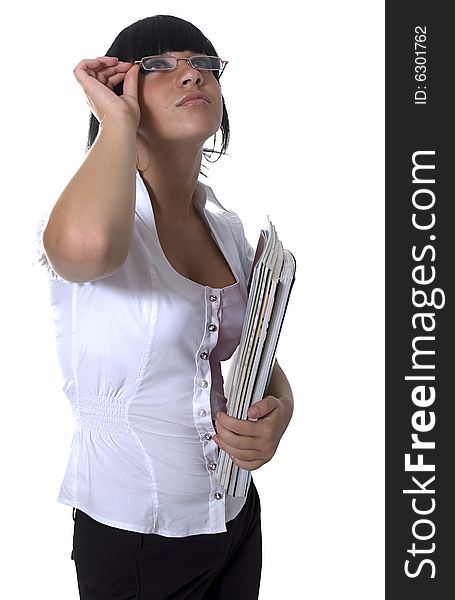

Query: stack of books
[215,217,296,497]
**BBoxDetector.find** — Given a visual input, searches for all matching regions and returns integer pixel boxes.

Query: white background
[1,1,384,598]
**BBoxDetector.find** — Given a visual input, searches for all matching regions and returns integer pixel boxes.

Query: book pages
[215,217,296,496]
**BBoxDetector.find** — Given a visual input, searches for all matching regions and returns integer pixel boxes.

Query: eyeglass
[134,55,228,78]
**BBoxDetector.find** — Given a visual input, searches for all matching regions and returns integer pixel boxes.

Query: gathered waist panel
[77,395,131,433]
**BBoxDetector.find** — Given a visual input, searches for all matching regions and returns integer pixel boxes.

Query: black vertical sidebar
[386,2,454,598]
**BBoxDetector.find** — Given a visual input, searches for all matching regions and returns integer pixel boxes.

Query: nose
[178,61,204,86]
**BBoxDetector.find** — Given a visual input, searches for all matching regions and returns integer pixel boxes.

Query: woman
[37,14,294,600]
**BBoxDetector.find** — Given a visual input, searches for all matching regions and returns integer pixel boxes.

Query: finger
[230,456,267,471]
[73,57,120,83]
[247,396,279,420]
[123,63,140,99]
[214,423,257,451]
[213,434,262,459]
[105,71,129,90]
[79,56,120,69]
[88,62,132,90]
[74,57,117,76]
[216,411,260,436]
[98,61,133,79]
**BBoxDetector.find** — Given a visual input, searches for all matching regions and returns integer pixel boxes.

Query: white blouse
[35,171,256,537]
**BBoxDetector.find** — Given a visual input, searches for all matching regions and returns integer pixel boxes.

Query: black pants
[71,481,262,599]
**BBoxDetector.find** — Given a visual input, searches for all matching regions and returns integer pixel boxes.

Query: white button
[200,352,208,360]
[204,433,212,441]
[199,409,207,417]
[200,380,208,388]
[209,462,217,470]
[208,324,217,332]
[209,295,217,302]
[214,492,223,499]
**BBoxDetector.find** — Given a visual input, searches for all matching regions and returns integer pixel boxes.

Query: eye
[150,59,171,69]
[191,57,211,69]
[141,56,175,71]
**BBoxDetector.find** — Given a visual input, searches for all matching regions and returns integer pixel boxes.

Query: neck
[136,137,204,221]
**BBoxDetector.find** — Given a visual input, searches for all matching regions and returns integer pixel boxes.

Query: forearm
[43,114,138,281]
[265,359,294,423]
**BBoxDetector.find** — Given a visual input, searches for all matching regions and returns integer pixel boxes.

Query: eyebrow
[162,51,206,56]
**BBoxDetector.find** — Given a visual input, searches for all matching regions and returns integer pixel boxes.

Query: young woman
[37,14,294,599]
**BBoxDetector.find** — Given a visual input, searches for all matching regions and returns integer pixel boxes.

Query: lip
[176,92,211,106]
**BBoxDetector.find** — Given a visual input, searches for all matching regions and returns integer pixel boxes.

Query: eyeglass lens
[141,55,222,73]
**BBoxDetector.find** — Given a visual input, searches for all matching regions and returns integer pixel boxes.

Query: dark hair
[86,15,230,176]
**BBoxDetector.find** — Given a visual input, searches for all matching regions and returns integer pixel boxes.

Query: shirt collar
[135,169,228,228]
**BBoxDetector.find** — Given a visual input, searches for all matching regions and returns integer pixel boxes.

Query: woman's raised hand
[73,56,141,129]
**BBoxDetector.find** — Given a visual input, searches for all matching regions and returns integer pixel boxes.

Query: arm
[43,115,138,282]
[214,358,294,471]
[255,358,294,423]
[43,58,141,283]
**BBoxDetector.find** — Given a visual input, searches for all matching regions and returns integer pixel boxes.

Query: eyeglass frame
[134,54,228,78]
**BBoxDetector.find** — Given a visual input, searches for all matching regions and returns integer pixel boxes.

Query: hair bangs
[107,15,218,62]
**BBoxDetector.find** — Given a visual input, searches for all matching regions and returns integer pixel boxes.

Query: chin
[167,123,220,145]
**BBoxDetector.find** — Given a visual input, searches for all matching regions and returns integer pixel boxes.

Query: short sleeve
[33,212,72,283]
[225,209,256,287]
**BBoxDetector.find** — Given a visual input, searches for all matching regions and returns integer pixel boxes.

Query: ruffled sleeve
[33,212,73,283]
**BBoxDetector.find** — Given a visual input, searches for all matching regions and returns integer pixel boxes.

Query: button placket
[206,290,221,483]
[195,289,221,474]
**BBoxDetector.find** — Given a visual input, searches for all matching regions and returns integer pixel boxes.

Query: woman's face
[137,50,224,149]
